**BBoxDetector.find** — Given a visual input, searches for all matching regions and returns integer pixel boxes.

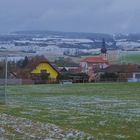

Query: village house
[97,64,140,82]
[17,58,59,84]
[58,66,88,83]
[80,56,108,82]
[59,66,81,74]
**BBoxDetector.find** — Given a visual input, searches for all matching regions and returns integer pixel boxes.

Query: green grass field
[0,83,140,140]
[123,54,140,64]
[117,51,140,64]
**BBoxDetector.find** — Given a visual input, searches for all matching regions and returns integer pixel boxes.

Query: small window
[135,74,140,78]
[41,70,47,74]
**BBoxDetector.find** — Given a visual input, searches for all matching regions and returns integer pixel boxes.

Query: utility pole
[4,55,8,105]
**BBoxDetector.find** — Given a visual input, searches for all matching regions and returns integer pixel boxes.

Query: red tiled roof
[81,56,108,63]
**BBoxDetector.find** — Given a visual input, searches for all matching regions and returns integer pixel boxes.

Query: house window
[41,70,47,74]
[135,74,140,78]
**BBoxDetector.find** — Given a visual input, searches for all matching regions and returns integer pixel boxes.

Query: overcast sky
[0,0,140,34]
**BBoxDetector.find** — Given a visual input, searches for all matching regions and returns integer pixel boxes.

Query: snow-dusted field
[0,113,93,140]
[0,83,140,140]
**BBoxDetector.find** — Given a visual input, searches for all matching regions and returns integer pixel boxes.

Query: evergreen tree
[22,56,29,67]
[17,56,29,68]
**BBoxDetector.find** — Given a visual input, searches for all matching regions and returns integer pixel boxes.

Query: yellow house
[31,62,58,80]
[21,58,59,82]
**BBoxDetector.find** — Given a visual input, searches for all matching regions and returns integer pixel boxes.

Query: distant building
[59,66,81,74]
[98,64,140,82]
[17,58,59,84]
[80,56,108,82]
[58,66,88,83]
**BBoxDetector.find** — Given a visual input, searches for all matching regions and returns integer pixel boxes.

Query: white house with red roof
[80,56,109,82]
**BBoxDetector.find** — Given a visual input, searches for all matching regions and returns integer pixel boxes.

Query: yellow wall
[31,63,58,79]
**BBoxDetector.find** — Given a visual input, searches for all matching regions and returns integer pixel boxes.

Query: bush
[100,72,118,81]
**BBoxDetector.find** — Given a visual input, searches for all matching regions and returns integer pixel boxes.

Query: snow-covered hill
[0,31,140,60]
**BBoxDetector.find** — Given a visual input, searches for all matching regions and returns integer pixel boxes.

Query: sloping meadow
[0,83,140,140]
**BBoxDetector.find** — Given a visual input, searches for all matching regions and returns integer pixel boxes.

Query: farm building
[97,64,140,82]
[17,58,59,84]
[59,66,81,74]
[80,56,108,82]
[58,67,88,83]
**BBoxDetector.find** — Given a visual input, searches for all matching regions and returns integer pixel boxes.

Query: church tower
[100,38,108,60]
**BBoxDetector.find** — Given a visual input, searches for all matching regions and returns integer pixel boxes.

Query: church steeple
[101,38,107,54]
[100,38,108,60]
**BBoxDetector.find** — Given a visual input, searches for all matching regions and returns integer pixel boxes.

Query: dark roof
[101,47,107,54]
[60,67,68,73]
[59,67,81,74]
[99,64,140,73]
[25,58,48,70]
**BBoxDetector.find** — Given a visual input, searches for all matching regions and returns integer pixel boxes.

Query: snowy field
[0,83,140,140]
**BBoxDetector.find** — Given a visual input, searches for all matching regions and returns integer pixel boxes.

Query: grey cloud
[0,0,140,33]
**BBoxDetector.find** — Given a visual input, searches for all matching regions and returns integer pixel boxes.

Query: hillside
[0,31,140,62]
